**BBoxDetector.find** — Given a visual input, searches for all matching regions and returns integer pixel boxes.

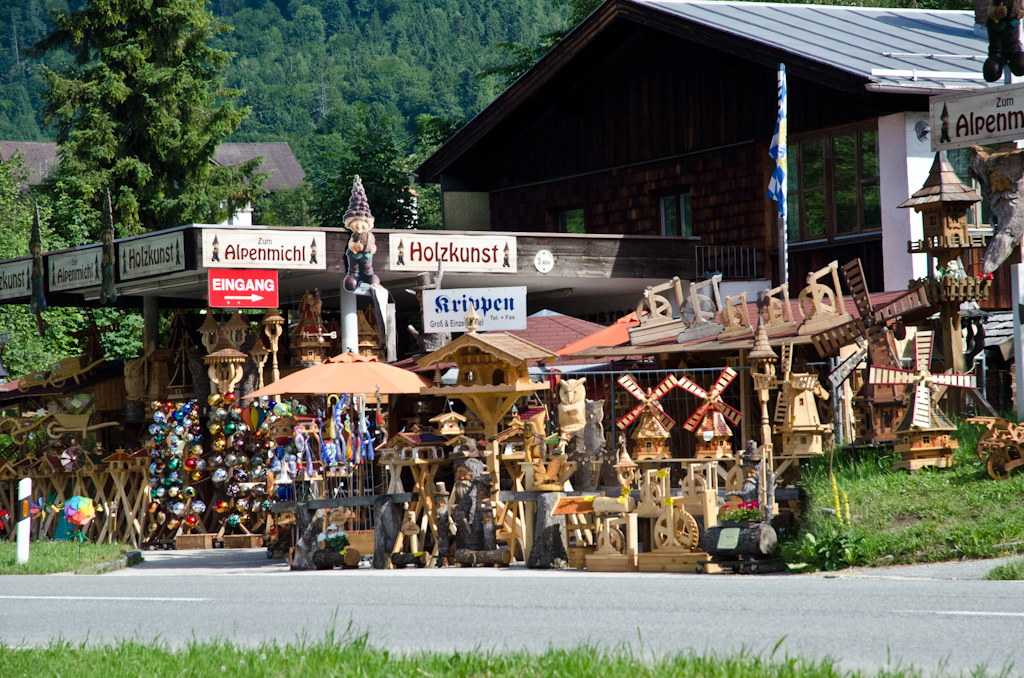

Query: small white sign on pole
[17,477,31,564]
[930,82,1024,151]
[423,286,528,332]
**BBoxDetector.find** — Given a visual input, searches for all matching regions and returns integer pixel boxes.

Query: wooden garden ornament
[718,292,752,340]
[796,261,851,335]
[677,368,741,459]
[677,274,724,342]
[203,329,247,396]
[615,374,678,460]
[748,317,778,469]
[982,0,1024,82]
[761,282,797,336]
[343,175,380,291]
[772,343,832,458]
[971,146,1024,273]
[628,276,687,344]
[407,262,451,354]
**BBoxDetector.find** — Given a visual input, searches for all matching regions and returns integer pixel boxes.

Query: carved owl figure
[558,378,587,435]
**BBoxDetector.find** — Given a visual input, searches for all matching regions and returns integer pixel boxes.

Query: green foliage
[787,525,866,572]
[720,500,763,523]
[32,0,266,238]
[985,558,1024,580]
[323,533,350,553]
[253,184,320,228]
[0,541,128,575]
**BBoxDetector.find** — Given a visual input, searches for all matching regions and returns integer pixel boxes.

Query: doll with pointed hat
[343,175,379,292]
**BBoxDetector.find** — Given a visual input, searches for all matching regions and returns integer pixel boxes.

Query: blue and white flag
[767,63,787,282]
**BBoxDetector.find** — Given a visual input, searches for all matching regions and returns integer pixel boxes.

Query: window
[789,125,880,242]
[558,208,585,233]
[660,193,692,236]
[946,148,991,230]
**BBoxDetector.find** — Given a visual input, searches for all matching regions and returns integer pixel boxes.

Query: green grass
[985,558,1024,580]
[786,420,1024,567]
[0,541,128,574]
[0,634,1007,678]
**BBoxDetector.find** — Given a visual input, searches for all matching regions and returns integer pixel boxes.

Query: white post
[1012,264,1024,419]
[17,477,31,563]
[340,286,358,354]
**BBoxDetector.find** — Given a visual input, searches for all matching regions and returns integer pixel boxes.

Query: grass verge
[985,558,1024,580]
[785,420,1024,568]
[0,634,1002,678]
[0,541,128,575]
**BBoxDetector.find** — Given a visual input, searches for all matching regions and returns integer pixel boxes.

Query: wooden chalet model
[772,344,831,457]
[290,289,329,367]
[901,152,983,266]
[677,368,741,459]
[615,374,677,460]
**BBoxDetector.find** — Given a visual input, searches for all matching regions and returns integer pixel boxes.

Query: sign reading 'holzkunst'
[931,82,1024,151]
[201,228,326,270]
[389,233,516,273]
[0,259,31,300]
[120,231,185,281]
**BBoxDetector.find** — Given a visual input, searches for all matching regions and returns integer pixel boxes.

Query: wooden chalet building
[417,0,1000,298]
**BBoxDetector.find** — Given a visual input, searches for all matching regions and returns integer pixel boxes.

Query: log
[454,547,511,567]
[391,552,429,568]
[312,549,335,570]
[527,492,569,569]
[341,548,361,568]
[700,523,777,558]
[373,496,402,569]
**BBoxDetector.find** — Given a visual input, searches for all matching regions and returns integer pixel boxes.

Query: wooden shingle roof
[416,332,559,369]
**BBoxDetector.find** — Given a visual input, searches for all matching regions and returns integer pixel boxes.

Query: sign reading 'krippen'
[120,231,185,281]
[0,259,31,300]
[208,269,279,308]
[49,247,101,292]
[389,233,516,273]
[201,229,326,270]
[930,82,1024,151]
[423,286,527,331]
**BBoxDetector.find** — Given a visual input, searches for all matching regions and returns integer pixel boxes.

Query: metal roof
[644,1,992,93]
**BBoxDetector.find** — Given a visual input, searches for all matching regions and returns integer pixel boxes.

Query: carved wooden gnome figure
[984,0,1024,82]
[343,175,379,291]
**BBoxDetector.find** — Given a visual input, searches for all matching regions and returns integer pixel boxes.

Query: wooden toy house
[901,152,983,268]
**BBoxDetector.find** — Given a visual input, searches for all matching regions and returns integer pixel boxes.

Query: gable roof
[0,141,59,188]
[417,332,560,369]
[418,0,988,182]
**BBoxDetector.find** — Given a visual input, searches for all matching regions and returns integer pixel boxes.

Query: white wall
[879,112,934,291]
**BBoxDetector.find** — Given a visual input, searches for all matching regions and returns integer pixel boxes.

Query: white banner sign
[390,233,516,273]
[0,259,32,300]
[49,247,101,292]
[120,231,185,281]
[423,286,527,332]
[201,229,326,270]
[931,82,1024,151]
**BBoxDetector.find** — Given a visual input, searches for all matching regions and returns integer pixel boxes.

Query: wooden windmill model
[615,374,678,461]
[676,368,741,459]
[869,329,976,472]
[773,344,831,457]
[810,258,930,445]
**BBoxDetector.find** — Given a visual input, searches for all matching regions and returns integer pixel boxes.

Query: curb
[75,550,144,575]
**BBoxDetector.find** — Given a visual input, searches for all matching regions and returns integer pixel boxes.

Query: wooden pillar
[739,349,750,448]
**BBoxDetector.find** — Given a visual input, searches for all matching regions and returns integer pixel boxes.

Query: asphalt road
[1,550,1023,674]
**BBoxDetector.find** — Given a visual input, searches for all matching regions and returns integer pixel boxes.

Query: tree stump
[527,492,569,569]
[312,549,335,570]
[373,497,401,569]
[700,522,777,557]
[291,506,326,571]
[340,548,361,568]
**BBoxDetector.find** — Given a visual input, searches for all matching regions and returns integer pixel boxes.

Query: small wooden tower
[290,289,328,367]
[772,344,831,457]
[900,152,982,269]
[165,311,197,401]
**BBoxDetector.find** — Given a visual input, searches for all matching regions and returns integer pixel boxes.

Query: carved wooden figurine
[677,274,724,342]
[718,292,752,340]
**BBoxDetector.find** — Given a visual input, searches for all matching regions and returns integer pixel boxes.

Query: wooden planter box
[567,545,595,570]
[176,533,214,550]
[223,534,264,549]
[925,277,992,303]
[346,530,374,555]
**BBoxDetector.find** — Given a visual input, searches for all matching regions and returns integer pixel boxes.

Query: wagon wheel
[976,427,1005,461]
[10,429,28,445]
[684,472,708,495]
[987,449,1013,481]
[607,526,624,552]
[49,376,67,389]
[638,294,672,323]
[654,509,699,551]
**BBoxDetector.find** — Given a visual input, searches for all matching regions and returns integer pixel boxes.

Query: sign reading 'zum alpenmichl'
[931,82,1024,152]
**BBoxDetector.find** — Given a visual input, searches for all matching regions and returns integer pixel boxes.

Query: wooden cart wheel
[638,294,672,322]
[988,449,1013,481]
[654,509,699,551]
[50,376,66,389]
[976,427,1004,461]
[684,472,708,494]
[608,527,624,552]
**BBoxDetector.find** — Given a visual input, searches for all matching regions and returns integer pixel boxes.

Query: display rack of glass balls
[144,399,202,545]
[207,392,273,536]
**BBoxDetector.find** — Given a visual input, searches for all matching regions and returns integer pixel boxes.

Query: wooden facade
[420,0,927,289]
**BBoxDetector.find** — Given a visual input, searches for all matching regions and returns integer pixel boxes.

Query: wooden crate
[566,545,595,570]
[176,533,214,550]
[347,530,374,555]
[223,534,264,549]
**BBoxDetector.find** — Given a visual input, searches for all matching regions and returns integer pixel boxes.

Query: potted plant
[719,500,762,528]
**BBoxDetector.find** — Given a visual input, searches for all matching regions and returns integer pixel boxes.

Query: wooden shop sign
[208,269,279,308]
[0,259,31,300]
[389,233,516,273]
[422,286,527,331]
[200,228,326,270]
[930,82,1024,151]
[48,247,101,292]
[119,231,185,281]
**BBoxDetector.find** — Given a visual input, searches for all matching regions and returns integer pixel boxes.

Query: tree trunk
[700,523,777,557]
[527,492,569,569]
[373,497,401,569]
[566,434,594,491]
[291,506,325,571]
[454,547,511,567]
[435,489,453,565]
[341,548,360,568]
[312,549,335,570]
[391,552,428,568]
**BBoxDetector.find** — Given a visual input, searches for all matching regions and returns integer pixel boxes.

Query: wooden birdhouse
[900,152,982,268]
[290,290,329,367]
[429,410,466,436]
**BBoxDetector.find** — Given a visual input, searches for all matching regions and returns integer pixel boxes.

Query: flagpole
[767,63,788,289]
[777,65,788,288]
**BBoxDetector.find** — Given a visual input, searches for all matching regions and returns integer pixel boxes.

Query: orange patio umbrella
[246,352,431,398]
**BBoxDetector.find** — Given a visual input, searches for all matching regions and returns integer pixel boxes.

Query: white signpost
[48,247,101,292]
[200,229,326,270]
[0,259,32,300]
[119,231,185,280]
[930,82,1024,151]
[389,233,517,273]
[423,286,527,332]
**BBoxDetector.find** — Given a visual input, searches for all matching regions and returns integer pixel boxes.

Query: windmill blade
[675,375,708,400]
[616,374,648,402]
[650,404,676,432]
[713,399,742,426]
[915,329,934,373]
[708,367,738,399]
[912,383,932,428]
[773,388,791,425]
[827,344,867,391]
[868,366,917,386]
[650,374,679,400]
[616,403,647,430]
[683,401,710,432]
[872,285,931,326]
[780,344,793,377]
[931,372,977,389]
[840,258,874,320]
[811,318,866,358]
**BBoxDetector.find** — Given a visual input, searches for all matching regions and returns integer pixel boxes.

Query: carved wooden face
[559,378,586,404]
